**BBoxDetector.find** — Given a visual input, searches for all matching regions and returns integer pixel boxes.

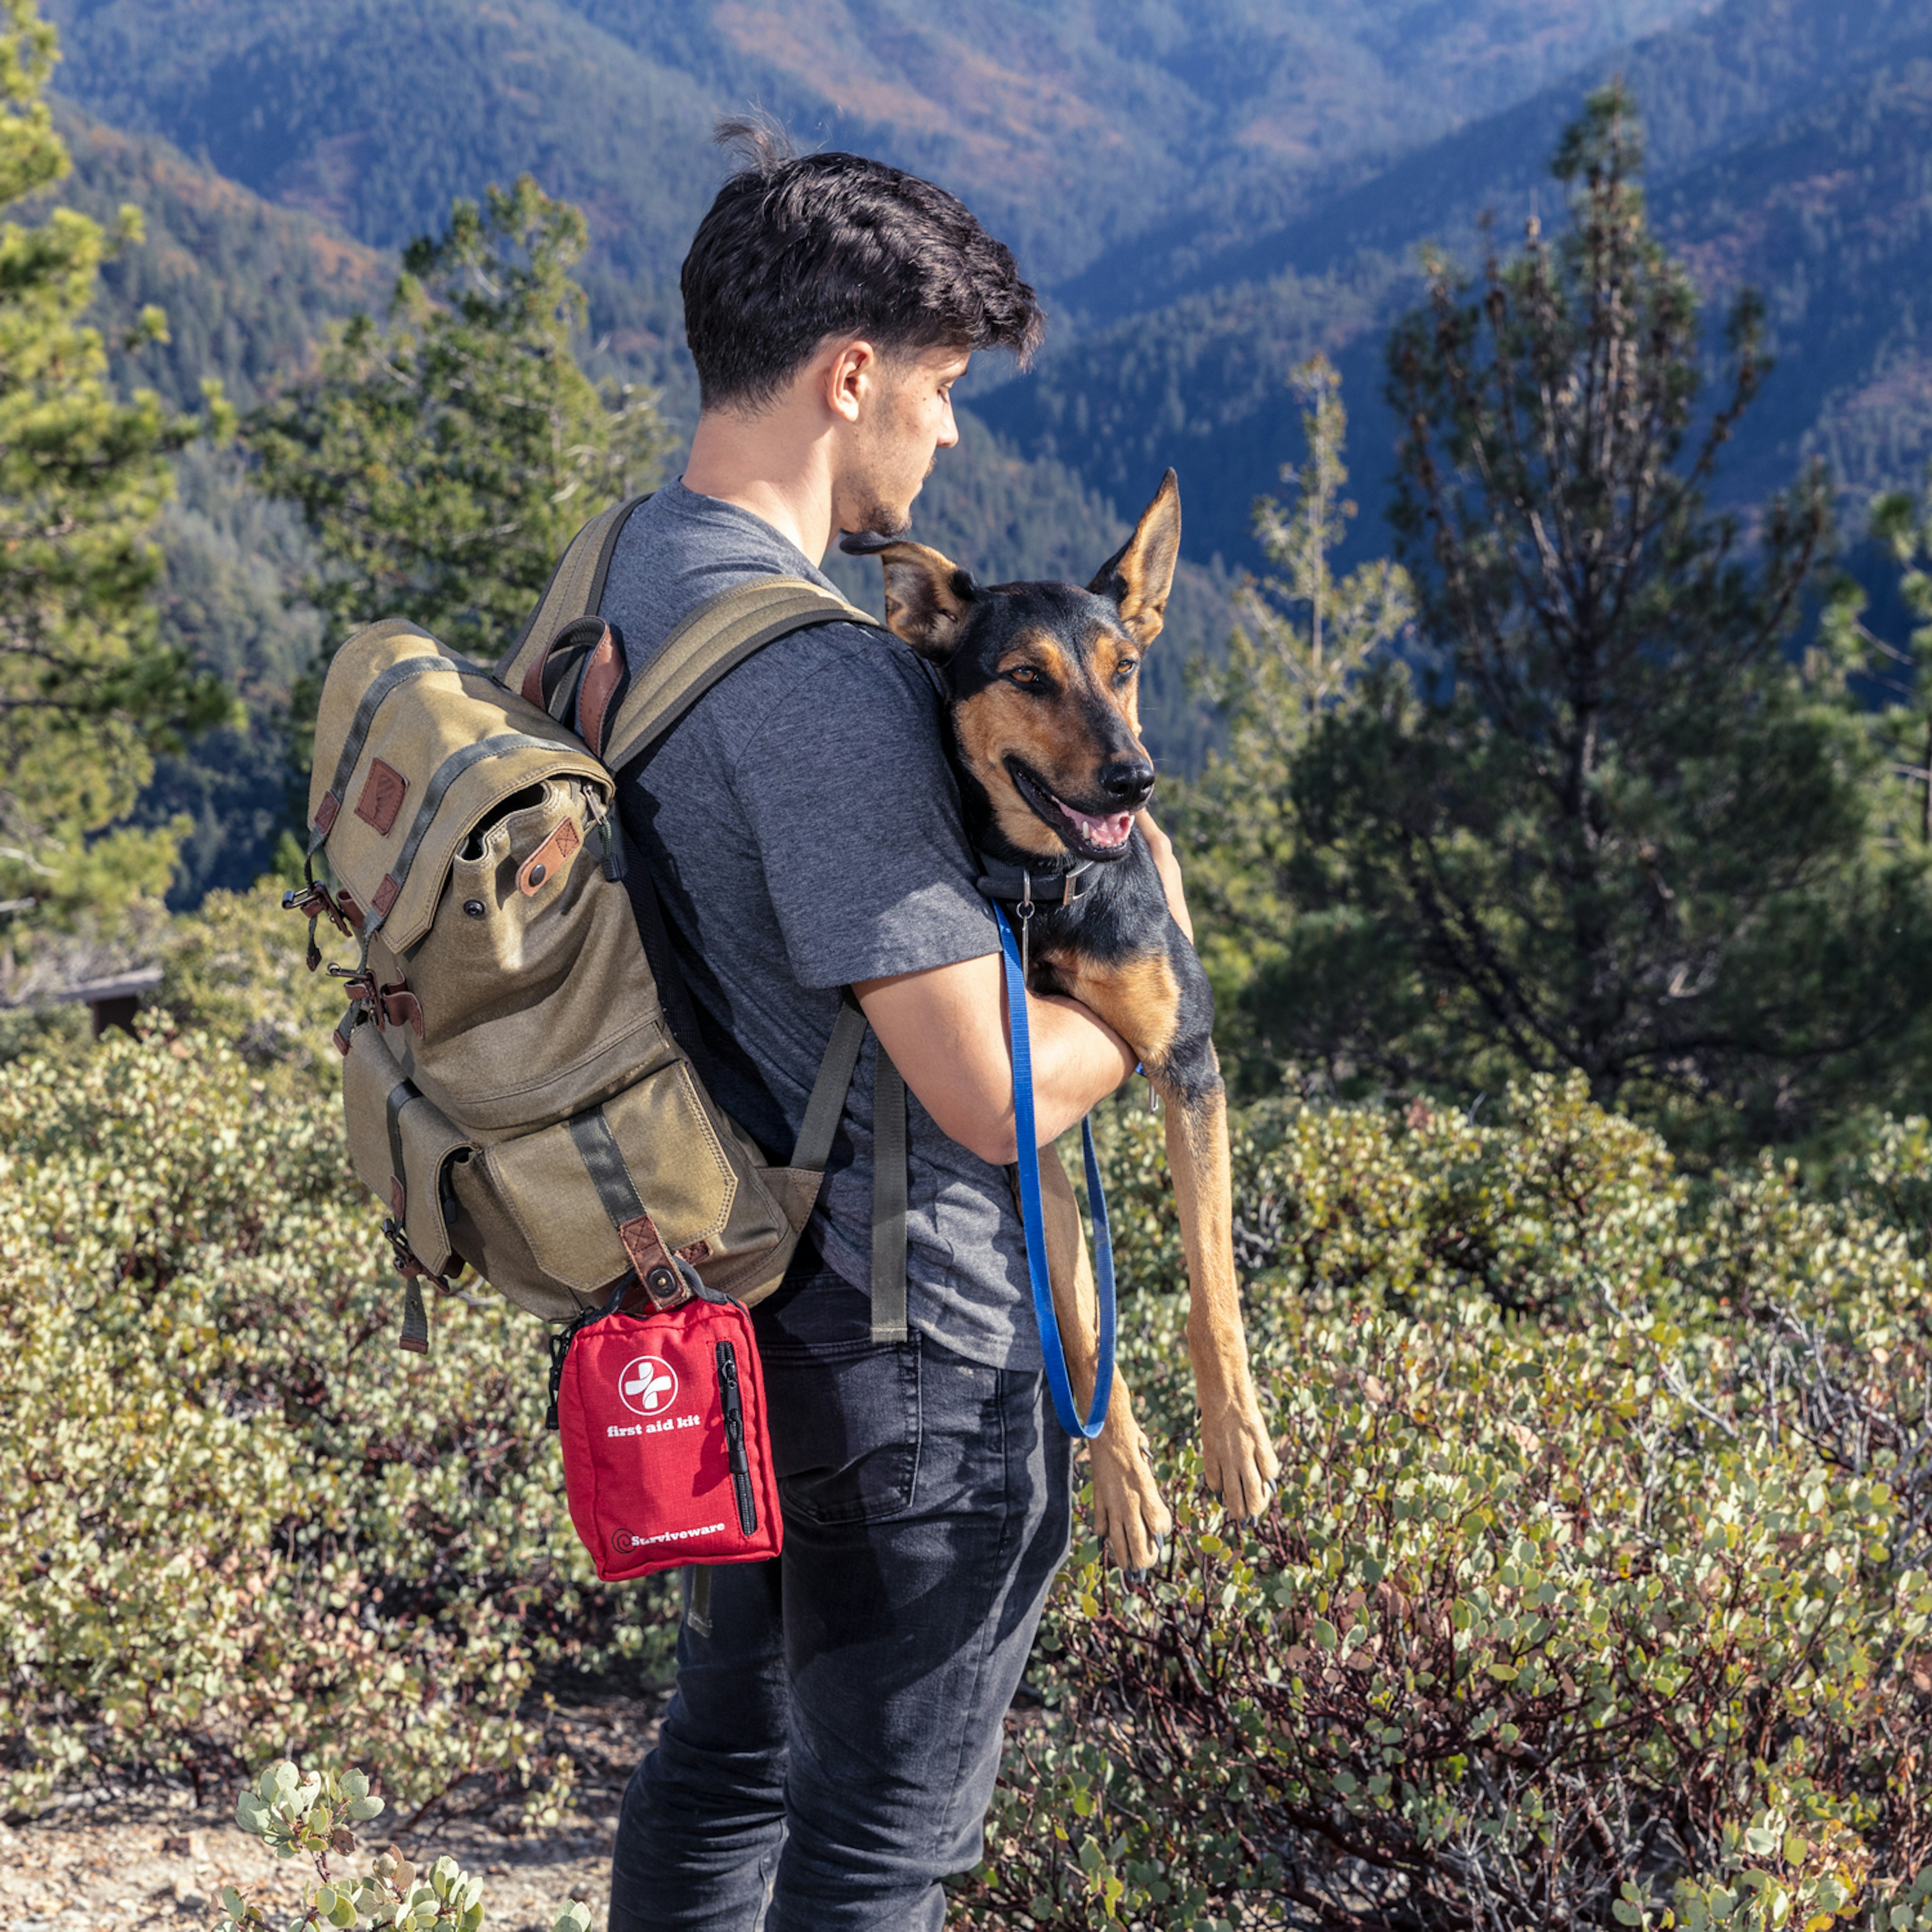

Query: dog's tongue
[1063,804,1133,848]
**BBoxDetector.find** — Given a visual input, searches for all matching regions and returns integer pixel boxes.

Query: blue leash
[993,901,1116,1439]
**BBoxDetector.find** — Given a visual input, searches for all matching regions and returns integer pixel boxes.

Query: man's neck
[682,406,836,565]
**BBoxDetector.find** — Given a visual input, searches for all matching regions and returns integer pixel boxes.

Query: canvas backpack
[289,496,911,1352]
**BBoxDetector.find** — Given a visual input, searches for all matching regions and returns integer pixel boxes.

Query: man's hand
[1137,810,1194,942]
[855,953,1136,1168]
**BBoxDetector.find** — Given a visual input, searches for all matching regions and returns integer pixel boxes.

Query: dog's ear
[1088,469,1181,646]
[839,532,978,661]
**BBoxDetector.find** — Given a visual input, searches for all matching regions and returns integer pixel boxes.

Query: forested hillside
[36,0,1932,900]
[49,0,1932,572]
[977,0,1932,568]
[962,0,1932,576]
[46,103,386,412]
[43,0,1708,305]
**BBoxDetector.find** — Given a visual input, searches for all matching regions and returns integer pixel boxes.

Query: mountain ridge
[976,0,1932,575]
[41,0,1932,900]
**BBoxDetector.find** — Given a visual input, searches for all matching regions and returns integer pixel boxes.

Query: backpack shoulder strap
[600,577,880,776]
[496,493,652,695]
[789,993,909,1346]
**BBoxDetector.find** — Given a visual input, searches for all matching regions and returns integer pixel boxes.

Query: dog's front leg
[1159,1063,1280,1520]
[1035,1143,1172,1571]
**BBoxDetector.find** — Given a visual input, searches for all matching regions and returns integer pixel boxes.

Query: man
[604,123,1190,1931]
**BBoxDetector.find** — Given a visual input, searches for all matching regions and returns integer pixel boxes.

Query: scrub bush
[0,1019,674,1820]
[210,1758,590,1932]
[155,878,347,1097]
[958,1084,1932,1929]
[5,912,1932,1930]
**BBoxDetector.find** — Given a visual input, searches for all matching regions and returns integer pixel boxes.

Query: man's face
[836,344,969,539]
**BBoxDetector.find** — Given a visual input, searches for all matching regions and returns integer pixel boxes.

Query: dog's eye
[1009,666,1043,687]
[1114,659,1139,683]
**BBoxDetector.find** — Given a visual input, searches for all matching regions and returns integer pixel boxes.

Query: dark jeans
[608,1313,1073,1931]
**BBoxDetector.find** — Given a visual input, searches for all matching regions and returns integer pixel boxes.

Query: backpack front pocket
[443,1056,796,1317]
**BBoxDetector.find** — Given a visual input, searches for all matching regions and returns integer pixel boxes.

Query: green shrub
[5,957,1930,1929]
[0,1026,675,1818]
[212,1758,590,1932]
[956,1080,1932,1929]
[156,877,353,1096]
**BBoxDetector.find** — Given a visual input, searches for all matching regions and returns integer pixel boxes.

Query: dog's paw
[1199,1399,1282,1524]
[1091,1437,1173,1575]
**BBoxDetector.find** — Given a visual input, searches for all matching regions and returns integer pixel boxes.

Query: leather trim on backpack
[576,630,626,759]
[354,759,408,834]
[497,495,651,695]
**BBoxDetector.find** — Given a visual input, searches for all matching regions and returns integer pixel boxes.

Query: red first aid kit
[549,1281,782,1582]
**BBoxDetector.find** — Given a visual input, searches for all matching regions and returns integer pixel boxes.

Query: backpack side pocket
[342,1020,468,1280]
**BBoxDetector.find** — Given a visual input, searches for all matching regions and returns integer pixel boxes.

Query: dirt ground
[0,1685,669,1932]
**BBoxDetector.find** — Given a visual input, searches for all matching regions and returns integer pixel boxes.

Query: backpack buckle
[333,965,425,1039]
[331,964,378,1002]
[283,880,352,936]
[383,1215,428,1279]
[284,881,354,971]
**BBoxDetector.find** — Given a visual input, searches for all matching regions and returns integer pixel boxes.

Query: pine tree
[0,0,230,939]
[1177,355,1411,1083]
[1823,485,1932,847]
[1269,85,1932,1147]
[245,176,673,702]
[1202,355,1414,773]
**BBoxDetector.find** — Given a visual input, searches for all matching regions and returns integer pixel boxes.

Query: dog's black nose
[1098,757,1156,806]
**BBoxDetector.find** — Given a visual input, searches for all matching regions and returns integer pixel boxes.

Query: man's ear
[1088,468,1181,646]
[839,533,978,661]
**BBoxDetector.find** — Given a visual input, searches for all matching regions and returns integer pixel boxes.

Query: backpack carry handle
[496,494,651,697]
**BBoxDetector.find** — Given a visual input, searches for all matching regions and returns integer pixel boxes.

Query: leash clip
[1016,870,1033,981]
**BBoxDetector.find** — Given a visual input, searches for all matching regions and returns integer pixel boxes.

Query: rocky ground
[0,1685,668,1932]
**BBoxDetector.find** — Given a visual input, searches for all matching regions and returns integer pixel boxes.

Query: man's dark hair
[682,118,1044,413]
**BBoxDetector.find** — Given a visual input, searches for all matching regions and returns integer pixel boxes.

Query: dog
[843,471,1280,1570]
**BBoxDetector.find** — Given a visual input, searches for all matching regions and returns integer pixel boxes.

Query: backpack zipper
[716,1341,758,1536]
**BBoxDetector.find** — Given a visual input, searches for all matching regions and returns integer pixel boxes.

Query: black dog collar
[975,852,1094,908]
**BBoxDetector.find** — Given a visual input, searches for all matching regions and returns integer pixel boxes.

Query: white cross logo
[619,1354,678,1417]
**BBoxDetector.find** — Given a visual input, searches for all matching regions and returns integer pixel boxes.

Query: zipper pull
[716,1340,757,1536]
[546,1324,569,1430]
[547,1281,631,1428]
[589,796,628,880]
[548,1306,594,1428]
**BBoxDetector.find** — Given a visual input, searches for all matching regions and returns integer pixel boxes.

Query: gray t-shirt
[602,481,1037,1371]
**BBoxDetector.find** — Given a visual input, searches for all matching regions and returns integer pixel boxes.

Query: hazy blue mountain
[45,0,1711,302]
[1060,0,1932,317]
[1653,54,1932,500]
[977,0,1932,575]
[39,0,1757,583]
[551,0,1712,287]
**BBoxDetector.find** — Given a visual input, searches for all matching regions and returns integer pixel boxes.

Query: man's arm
[855,813,1194,1167]
[855,956,1135,1168]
